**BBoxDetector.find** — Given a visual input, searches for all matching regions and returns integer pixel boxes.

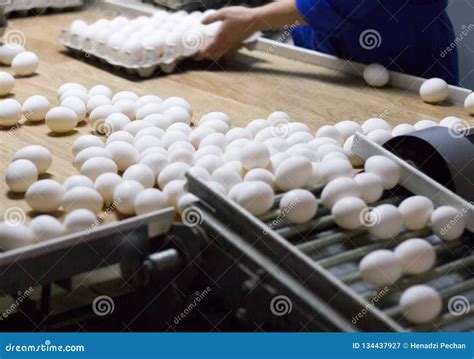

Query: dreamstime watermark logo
[359,29,382,50]
[91,119,114,136]
[85,199,122,235]
[0,287,34,321]
[92,295,115,316]
[439,202,472,237]
[182,206,203,227]
[2,28,26,47]
[359,207,381,227]
[270,295,292,316]
[3,207,26,227]
[448,295,470,316]
[265,21,300,56]
[447,119,470,139]
[174,286,212,325]
[181,28,206,52]
[352,287,390,324]
[263,197,300,235]
[268,118,291,139]
[440,24,474,58]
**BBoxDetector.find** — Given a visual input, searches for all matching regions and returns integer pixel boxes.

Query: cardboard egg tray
[4,0,84,15]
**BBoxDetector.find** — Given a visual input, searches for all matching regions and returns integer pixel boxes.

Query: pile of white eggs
[67,10,221,67]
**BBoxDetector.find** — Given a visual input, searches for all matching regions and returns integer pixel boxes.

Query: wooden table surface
[1,9,472,224]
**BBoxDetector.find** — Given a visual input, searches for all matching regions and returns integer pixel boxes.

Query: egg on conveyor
[365,204,404,239]
[228,181,274,216]
[13,145,52,173]
[320,157,354,183]
[274,156,312,191]
[64,209,97,235]
[244,168,275,188]
[279,189,318,224]
[30,215,64,242]
[22,95,51,121]
[430,206,465,240]
[240,141,270,170]
[134,188,166,215]
[361,118,391,134]
[0,71,15,96]
[364,155,400,189]
[0,43,25,65]
[315,125,344,144]
[157,163,190,189]
[11,51,39,76]
[95,172,122,204]
[320,177,361,208]
[0,222,33,250]
[211,167,241,193]
[353,172,384,203]
[419,78,449,104]
[332,196,367,229]
[392,123,415,137]
[465,93,474,115]
[359,249,402,285]
[105,141,139,171]
[398,196,434,230]
[0,98,22,127]
[413,119,438,131]
[80,157,118,181]
[394,238,436,275]
[163,180,187,207]
[363,63,389,87]
[122,164,155,188]
[399,285,442,323]
[366,129,392,145]
[45,106,78,133]
[25,179,64,213]
[5,159,38,192]
[177,193,199,214]
[63,186,104,214]
[113,180,145,215]
[334,120,362,141]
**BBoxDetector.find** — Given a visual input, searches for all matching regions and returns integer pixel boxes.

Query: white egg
[342,135,364,167]
[60,173,93,192]
[177,193,199,213]
[22,95,50,122]
[364,155,400,189]
[63,186,103,214]
[199,111,231,126]
[162,179,187,207]
[211,167,241,192]
[195,154,224,174]
[199,132,228,150]
[225,127,252,142]
[157,162,190,189]
[5,159,38,192]
[139,147,167,160]
[139,153,169,178]
[124,121,154,138]
[168,148,194,166]
[315,125,344,144]
[0,71,15,96]
[57,83,87,98]
[88,85,113,99]
[135,127,165,140]
[134,188,166,215]
[430,206,465,240]
[45,106,78,133]
[439,116,463,129]
[334,120,363,140]
[332,196,366,229]
[264,138,290,153]
[112,90,139,104]
[398,196,434,230]
[87,95,112,113]
[0,43,25,65]
[25,179,64,213]
[287,143,318,162]
[136,103,165,121]
[123,164,155,188]
[366,129,392,145]
[0,222,33,250]
[353,172,384,203]
[321,157,354,183]
[135,135,163,153]
[61,97,87,122]
[59,89,89,104]
[71,135,103,157]
[287,122,311,135]
[413,119,438,131]
[394,238,435,275]
[274,156,312,191]
[464,93,474,115]
[392,123,415,137]
[30,215,64,242]
[64,209,97,234]
[199,119,229,134]
[308,162,323,186]
[80,157,118,181]
[267,111,290,122]
[279,189,318,224]
[11,51,39,76]
[114,180,144,215]
[187,166,211,182]
[361,118,391,134]
[308,137,341,151]
[254,126,283,142]
[240,141,270,170]
[94,172,122,204]
[136,95,163,108]
[107,131,135,145]
[316,143,344,160]
[167,123,192,137]
[105,141,139,171]
[228,181,274,215]
[13,145,52,174]
[0,98,22,126]
[359,249,402,285]
[321,177,361,208]
[223,146,244,162]
[420,78,449,103]
[189,127,216,148]
[363,63,389,87]
[286,132,313,146]
[104,113,131,133]
[246,118,269,137]
[165,106,191,126]
[73,146,110,170]
[207,181,227,194]
[162,97,192,116]
[89,105,117,134]
[69,19,88,36]
[366,204,404,239]
[244,168,275,188]
[160,131,187,149]
[115,99,137,120]
[322,151,349,162]
[399,285,442,323]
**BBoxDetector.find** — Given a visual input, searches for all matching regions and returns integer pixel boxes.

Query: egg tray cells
[4,0,83,15]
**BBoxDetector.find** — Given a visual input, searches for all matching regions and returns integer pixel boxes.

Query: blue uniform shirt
[292,0,459,84]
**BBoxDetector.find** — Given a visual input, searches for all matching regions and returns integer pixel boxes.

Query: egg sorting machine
[0,127,472,332]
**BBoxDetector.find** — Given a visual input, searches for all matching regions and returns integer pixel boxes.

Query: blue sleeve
[295,0,385,34]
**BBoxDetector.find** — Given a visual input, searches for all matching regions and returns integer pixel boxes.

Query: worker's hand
[196,6,259,61]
